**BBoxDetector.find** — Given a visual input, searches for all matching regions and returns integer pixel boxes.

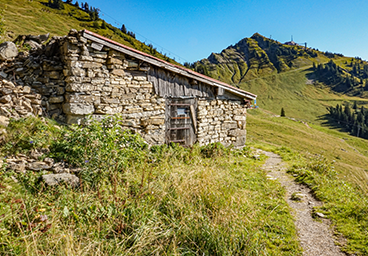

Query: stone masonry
[0,29,254,147]
[197,99,246,147]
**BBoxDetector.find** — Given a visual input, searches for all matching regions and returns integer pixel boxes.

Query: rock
[23,86,31,94]
[29,150,44,160]
[43,157,54,166]
[7,162,26,173]
[0,95,11,104]
[0,71,7,78]
[24,40,42,50]
[314,212,326,218]
[0,116,9,127]
[41,173,79,187]
[0,41,18,60]
[62,103,94,115]
[51,162,65,173]
[49,96,64,104]
[27,161,52,171]
[27,33,50,44]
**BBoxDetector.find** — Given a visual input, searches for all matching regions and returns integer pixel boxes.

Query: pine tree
[66,0,73,4]
[52,0,64,9]
[344,103,352,122]
[84,2,89,12]
[353,101,358,110]
[101,20,107,29]
[121,24,127,34]
[75,1,79,7]
[280,108,285,117]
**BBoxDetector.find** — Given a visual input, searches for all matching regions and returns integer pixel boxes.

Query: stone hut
[0,29,257,147]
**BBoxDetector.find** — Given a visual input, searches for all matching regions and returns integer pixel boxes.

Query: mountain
[191,33,368,123]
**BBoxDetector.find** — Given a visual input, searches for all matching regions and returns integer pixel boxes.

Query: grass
[241,68,368,124]
[0,0,180,65]
[247,108,368,255]
[0,116,302,255]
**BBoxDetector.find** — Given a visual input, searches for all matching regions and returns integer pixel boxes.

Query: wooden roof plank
[82,30,257,100]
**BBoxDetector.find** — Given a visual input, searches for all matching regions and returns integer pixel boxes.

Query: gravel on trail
[256,149,346,256]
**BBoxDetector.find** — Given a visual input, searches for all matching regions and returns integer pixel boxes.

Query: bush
[50,115,148,188]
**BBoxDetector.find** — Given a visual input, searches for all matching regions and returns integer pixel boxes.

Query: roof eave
[82,30,257,101]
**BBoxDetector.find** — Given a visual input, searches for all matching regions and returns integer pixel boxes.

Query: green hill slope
[0,0,180,65]
[192,33,368,125]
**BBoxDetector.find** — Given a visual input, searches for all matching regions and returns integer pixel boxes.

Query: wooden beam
[82,31,256,100]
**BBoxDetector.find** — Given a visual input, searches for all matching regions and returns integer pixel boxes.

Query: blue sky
[83,0,368,64]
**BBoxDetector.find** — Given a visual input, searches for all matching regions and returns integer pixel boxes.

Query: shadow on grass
[317,114,351,134]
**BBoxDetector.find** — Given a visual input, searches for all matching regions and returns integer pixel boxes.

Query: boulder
[27,161,52,171]
[41,173,79,187]
[0,41,18,60]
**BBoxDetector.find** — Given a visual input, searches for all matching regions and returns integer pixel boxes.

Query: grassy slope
[0,117,302,255]
[241,67,368,123]
[0,0,180,65]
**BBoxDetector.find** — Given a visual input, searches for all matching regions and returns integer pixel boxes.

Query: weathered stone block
[234,115,246,121]
[65,94,100,105]
[63,103,94,115]
[70,67,86,77]
[49,96,64,104]
[107,57,123,65]
[111,69,125,77]
[66,83,94,92]
[228,129,246,137]
[0,41,18,60]
[222,121,238,129]
[234,108,246,115]
[80,61,103,69]
[101,98,119,104]
[0,95,12,104]
[79,55,93,61]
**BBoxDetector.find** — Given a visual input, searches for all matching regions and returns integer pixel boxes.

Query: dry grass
[0,117,302,255]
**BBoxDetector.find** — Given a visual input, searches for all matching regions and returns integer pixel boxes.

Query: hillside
[0,0,180,65]
[1,1,368,254]
[191,33,368,132]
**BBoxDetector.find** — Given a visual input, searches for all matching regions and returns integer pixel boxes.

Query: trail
[255,149,346,256]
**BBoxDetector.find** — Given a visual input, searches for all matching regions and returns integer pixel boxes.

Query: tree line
[48,0,100,21]
[327,102,368,139]
[313,60,368,92]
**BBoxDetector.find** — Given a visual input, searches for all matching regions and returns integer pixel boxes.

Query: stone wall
[60,30,166,144]
[0,29,250,147]
[0,79,43,120]
[197,99,246,147]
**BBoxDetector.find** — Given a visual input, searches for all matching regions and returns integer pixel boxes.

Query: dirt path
[255,149,346,256]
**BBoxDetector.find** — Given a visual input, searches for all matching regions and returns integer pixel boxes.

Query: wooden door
[166,98,197,146]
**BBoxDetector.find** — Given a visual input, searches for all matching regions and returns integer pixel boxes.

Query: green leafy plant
[0,117,62,156]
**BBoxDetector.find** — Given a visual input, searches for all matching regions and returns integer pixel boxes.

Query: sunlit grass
[0,116,302,255]
[247,109,368,255]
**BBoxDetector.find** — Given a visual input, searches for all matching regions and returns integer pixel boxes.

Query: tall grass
[0,116,301,255]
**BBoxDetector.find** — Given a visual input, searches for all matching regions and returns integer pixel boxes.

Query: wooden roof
[82,30,257,100]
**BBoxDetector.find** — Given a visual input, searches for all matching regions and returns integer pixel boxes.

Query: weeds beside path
[256,149,346,256]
